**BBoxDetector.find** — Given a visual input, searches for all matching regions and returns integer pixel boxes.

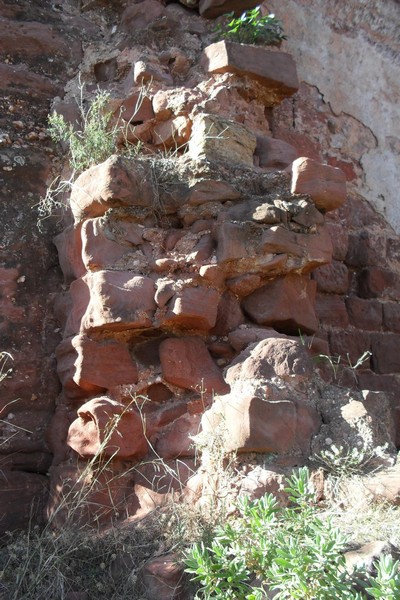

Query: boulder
[255,135,298,169]
[56,335,138,396]
[65,271,156,335]
[159,337,229,393]
[242,274,319,335]
[202,41,299,104]
[291,157,347,213]
[188,113,256,166]
[162,286,220,330]
[70,156,154,223]
[67,397,149,458]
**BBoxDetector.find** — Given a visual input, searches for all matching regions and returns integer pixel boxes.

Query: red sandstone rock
[65,271,156,335]
[140,553,186,600]
[226,273,262,297]
[188,180,241,205]
[0,17,81,63]
[315,294,350,329]
[371,333,400,375]
[291,157,347,212]
[312,261,349,294]
[70,156,154,223]
[118,92,154,123]
[67,397,149,458]
[153,116,192,148]
[155,413,201,459]
[120,0,165,32]
[346,297,383,331]
[255,135,298,169]
[57,335,138,397]
[383,302,400,333]
[226,337,313,388]
[54,226,85,283]
[159,337,229,393]
[162,286,220,330]
[358,267,400,300]
[0,62,60,97]
[200,394,317,454]
[228,326,287,352]
[211,291,245,335]
[81,218,134,271]
[202,41,299,105]
[260,225,333,271]
[0,471,48,537]
[242,275,318,335]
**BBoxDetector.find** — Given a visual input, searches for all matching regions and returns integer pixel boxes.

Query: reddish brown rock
[120,0,166,32]
[315,294,349,329]
[242,275,318,335]
[211,291,245,335]
[153,116,192,149]
[0,17,81,63]
[383,302,400,333]
[70,156,154,223]
[53,226,85,283]
[260,225,333,270]
[81,218,139,271]
[291,157,347,212]
[159,337,229,393]
[325,222,349,261]
[162,287,220,330]
[312,261,349,294]
[118,92,154,123]
[358,267,400,300]
[155,413,201,459]
[371,333,400,375]
[188,179,241,206]
[65,271,156,335]
[0,471,48,537]
[57,335,138,396]
[202,41,299,105]
[346,231,386,268]
[200,393,319,454]
[329,331,371,366]
[0,62,60,97]
[228,326,287,352]
[140,553,187,600]
[226,337,313,387]
[346,297,383,331]
[67,397,149,459]
[199,0,259,18]
[226,273,262,297]
[255,135,298,169]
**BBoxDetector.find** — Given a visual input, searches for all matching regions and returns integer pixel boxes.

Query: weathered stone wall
[267,0,400,233]
[1,0,400,539]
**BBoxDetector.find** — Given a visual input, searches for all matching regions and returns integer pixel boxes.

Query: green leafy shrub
[214,6,286,47]
[48,89,119,174]
[184,467,400,599]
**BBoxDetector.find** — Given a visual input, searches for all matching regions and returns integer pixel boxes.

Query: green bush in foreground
[185,467,400,599]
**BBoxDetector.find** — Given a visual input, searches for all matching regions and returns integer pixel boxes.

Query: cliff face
[0,0,399,537]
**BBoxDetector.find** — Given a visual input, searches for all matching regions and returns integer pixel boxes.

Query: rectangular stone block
[371,333,400,375]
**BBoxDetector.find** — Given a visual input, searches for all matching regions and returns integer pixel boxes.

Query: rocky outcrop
[1,0,400,549]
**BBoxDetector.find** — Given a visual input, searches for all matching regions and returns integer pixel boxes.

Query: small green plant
[184,467,400,599]
[312,443,388,478]
[214,6,286,47]
[48,89,118,174]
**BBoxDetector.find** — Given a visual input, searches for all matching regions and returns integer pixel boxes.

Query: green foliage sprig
[214,6,287,47]
[185,467,400,599]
